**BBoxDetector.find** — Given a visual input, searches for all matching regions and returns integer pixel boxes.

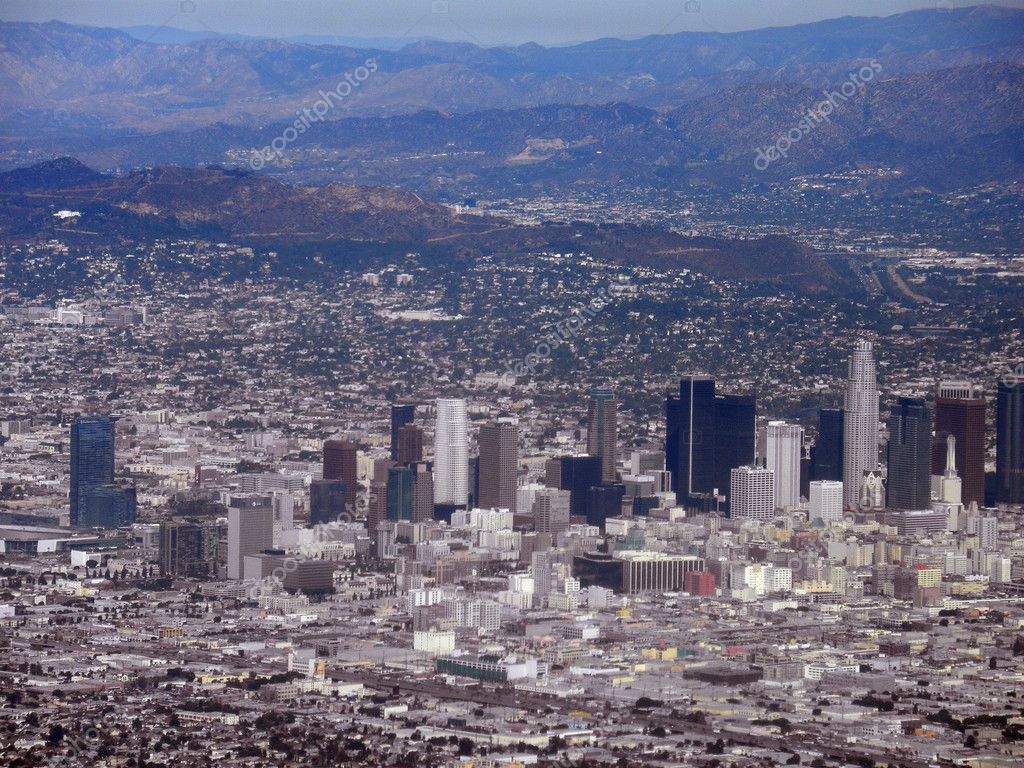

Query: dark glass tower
[713,393,756,500]
[70,416,116,527]
[997,380,1024,504]
[811,408,844,482]
[80,484,136,528]
[389,403,417,461]
[323,439,358,510]
[309,479,347,526]
[664,376,716,502]
[886,397,932,509]
[386,466,414,522]
[554,455,603,519]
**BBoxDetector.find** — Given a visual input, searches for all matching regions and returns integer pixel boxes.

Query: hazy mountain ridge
[0,159,840,292]
[1,6,1021,132]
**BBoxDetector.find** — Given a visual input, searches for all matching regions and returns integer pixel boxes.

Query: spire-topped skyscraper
[842,340,879,507]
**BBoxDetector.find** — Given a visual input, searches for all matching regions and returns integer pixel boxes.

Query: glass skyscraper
[70,416,116,527]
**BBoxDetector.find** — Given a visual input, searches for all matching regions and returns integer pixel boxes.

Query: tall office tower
[79,483,137,528]
[665,376,716,501]
[411,462,435,523]
[811,408,844,482]
[309,479,347,526]
[478,418,519,514]
[367,481,388,537]
[226,496,274,579]
[730,466,775,522]
[842,340,879,507]
[70,415,116,526]
[387,466,415,522]
[886,396,932,510]
[159,521,214,578]
[765,421,804,510]
[323,439,358,510]
[533,488,571,535]
[997,379,1024,503]
[552,455,603,519]
[586,388,620,483]
[809,480,844,524]
[713,394,756,500]
[396,424,424,465]
[434,398,468,506]
[931,381,986,505]
[390,403,417,460]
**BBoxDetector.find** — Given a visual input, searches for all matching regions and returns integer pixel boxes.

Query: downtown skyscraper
[70,415,116,527]
[478,418,519,514]
[997,378,1024,504]
[886,396,932,510]
[586,387,620,483]
[931,381,986,506]
[434,398,468,506]
[842,341,879,507]
[765,421,804,510]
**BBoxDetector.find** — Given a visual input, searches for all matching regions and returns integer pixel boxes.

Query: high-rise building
[478,418,519,513]
[70,416,116,527]
[533,488,571,536]
[159,521,218,578]
[227,495,274,579]
[390,403,417,461]
[79,483,137,528]
[843,341,879,507]
[886,396,932,510]
[367,480,388,538]
[765,421,803,510]
[551,455,603,519]
[713,394,756,501]
[586,388,620,483]
[309,479,347,526]
[387,466,415,522]
[322,439,358,510]
[665,376,716,501]
[411,462,435,523]
[997,379,1024,504]
[396,424,424,465]
[809,480,843,524]
[434,398,468,506]
[730,466,775,522]
[811,408,844,482]
[931,381,985,506]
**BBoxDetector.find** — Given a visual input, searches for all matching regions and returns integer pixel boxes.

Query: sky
[2,0,1022,46]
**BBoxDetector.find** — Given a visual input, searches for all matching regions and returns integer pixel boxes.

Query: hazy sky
[2,0,1021,46]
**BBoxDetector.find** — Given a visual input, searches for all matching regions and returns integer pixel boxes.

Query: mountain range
[1,6,1021,192]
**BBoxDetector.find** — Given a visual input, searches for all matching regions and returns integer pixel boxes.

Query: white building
[730,466,775,521]
[434,398,468,506]
[413,629,456,656]
[765,421,803,510]
[843,340,879,506]
[227,499,274,580]
[809,480,844,524]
